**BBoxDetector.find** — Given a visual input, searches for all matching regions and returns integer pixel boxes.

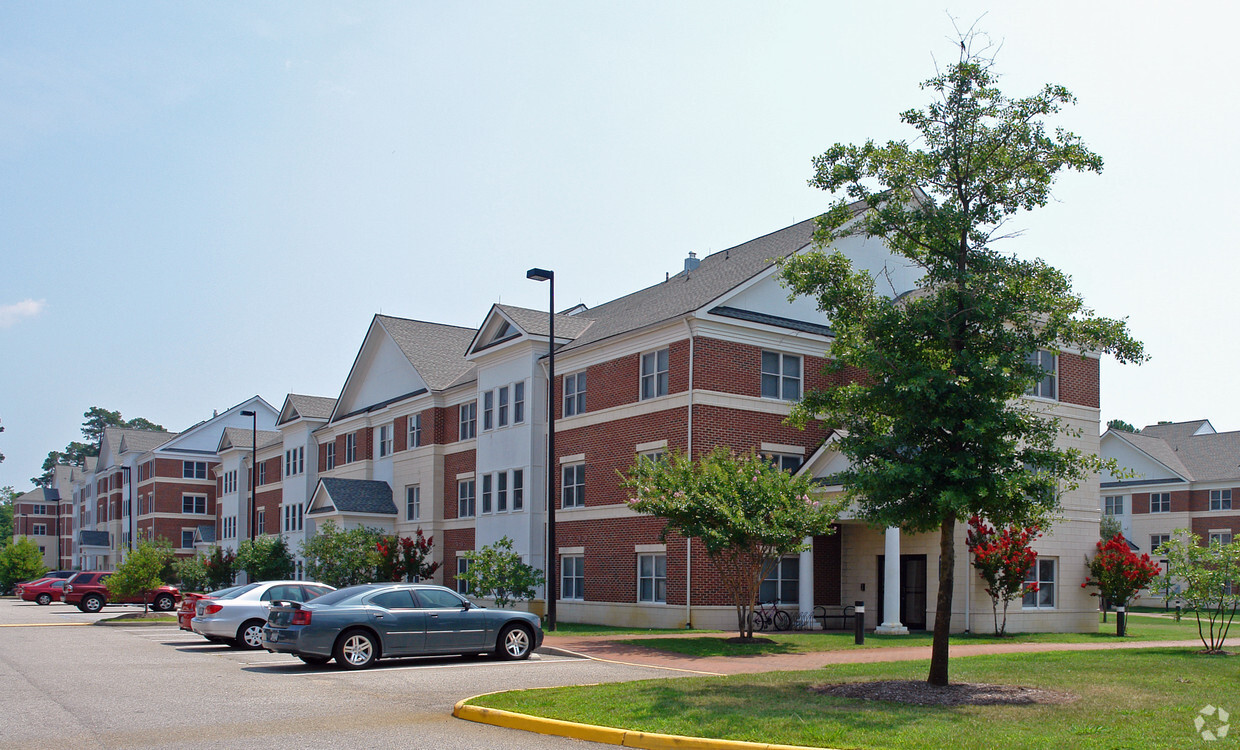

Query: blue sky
[3,2,1238,490]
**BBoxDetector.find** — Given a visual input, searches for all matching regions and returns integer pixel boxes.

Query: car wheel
[236,619,266,650]
[36,593,52,606]
[334,629,379,669]
[153,594,175,612]
[496,624,533,660]
[81,595,105,613]
[297,654,331,665]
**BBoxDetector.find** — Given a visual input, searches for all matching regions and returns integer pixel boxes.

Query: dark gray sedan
[262,583,543,669]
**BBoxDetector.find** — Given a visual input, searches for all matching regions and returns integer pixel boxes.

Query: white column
[798,537,814,627]
[875,526,909,635]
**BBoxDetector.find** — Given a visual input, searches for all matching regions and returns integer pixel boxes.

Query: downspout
[685,319,696,628]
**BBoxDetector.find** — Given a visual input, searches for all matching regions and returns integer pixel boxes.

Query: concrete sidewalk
[539,631,1206,675]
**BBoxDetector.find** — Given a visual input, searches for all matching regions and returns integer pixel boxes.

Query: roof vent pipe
[684,251,700,272]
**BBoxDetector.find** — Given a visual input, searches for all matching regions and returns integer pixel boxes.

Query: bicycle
[748,601,792,632]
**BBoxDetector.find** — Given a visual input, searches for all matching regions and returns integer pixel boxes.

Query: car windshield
[215,583,261,600]
[307,585,379,607]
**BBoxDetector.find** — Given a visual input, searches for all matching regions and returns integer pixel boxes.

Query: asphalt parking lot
[0,599,665,749]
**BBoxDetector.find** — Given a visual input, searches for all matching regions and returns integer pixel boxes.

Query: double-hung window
[182,494,207,515]
[183,461,207,479]
[562,464,585,508]
[562,556,585,600]
[345,433,357,463]
[513,382,525,424]
[460,402,477,439]
[497,471,508,512]
[1022,558,1057,609]
[32,523,47,536]
[498,386,509,427]
[761,351,802,401]
[406,485,420,521]
[1103,496,1124,516]
[482,391,494,431]
[257,463,266,486]
[181,530,195,549]
[759,557,800,604]
[640,349,669,400]
[481,474,493,514]
[456,558,472,595]
[512,469,524,511]
[458,479,476,518]
[1150,493,1170,513]
[324,443,336,470]
[1025,349,1058,400]
[285,447,304,476]
[564,372,587,416]
[767,453,803,474]
[637,554,666,603]
[378,425,392,458]
[1210,531,1234,546]
[1150,533,1170,553]
[408,413,422,448]
[1210,489,1232,511]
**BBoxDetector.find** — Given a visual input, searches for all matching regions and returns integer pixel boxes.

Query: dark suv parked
[63,571,181,613]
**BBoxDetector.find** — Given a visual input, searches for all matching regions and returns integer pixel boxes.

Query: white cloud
[0,299,46,329]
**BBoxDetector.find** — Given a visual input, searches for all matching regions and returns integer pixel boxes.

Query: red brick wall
[555,339,691,419]
[442,528,475,591]
[394,415,408,451]
[1059,353,1099,408]
[1191,516,1240,542]
[429,407,448,445]
[261,457,281,486]
[556,515,670,603]
[693,338,832,398]
[150,481,217,515]
[555,410,689,507]
[257,487,282,534]
[1130,490,1192,514]
[813,528,843,606]
[690,404,828,460]
[442,450,476,520]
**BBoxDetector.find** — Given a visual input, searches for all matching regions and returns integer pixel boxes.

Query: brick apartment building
[1101,419,1240,602]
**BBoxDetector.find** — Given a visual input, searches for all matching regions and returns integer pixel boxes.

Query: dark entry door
[876,554,928,631]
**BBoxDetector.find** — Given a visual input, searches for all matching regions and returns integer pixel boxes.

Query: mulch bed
[811,680,1077,706]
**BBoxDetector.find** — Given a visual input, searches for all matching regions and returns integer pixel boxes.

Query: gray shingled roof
[220,427,283,452]
[376,316,478,391]
[1120,421,1240,482]
[195,525,216,544]
[283,394,337,422]
[119,430,177,455]
[17,487,58,504]
[554,216,829,353]
[78,530,110,547]
[495,304,594,340]
[316,478,397,515]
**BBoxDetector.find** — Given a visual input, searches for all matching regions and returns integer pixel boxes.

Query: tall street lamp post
[526,267,556,631]
[240,410,257,542]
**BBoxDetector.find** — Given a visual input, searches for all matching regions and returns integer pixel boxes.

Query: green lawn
[614,614,1201,657]
[472,648,1232,749]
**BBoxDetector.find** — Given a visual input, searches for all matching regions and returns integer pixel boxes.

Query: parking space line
[0,622,91,628]
[255,656,578,673]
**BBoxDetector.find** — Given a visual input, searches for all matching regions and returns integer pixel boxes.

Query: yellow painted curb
[454,698,836,750]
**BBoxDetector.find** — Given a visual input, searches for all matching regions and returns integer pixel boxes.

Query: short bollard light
[854,601,865,645]
[1116,605,1127,637]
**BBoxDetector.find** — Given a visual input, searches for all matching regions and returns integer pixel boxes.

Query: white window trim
[1022,557,1058,610]
[639,348,670,401]
[760,350,803,402]
[637,552,667,604]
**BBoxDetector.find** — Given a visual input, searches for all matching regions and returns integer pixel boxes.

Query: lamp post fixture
[240,410,258,542]
[526,267,557,632]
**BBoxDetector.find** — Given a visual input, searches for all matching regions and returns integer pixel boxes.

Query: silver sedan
[191,580,334,649]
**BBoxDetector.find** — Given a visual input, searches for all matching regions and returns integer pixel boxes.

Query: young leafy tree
[401,529,441,582]
[0,486,18,544]
[236,535,296,582]
[1083,534,1161,634]
[107,540,174,613]
[778,33,1145,684]
[1099,514,1123,543]
[202,546,237,590]
[173,553,211,593]
[300,521,382,588]
[457,536,544,609]
[1156,530,1240,653]
[622,447,840,639]
[0,537,47,593]
[965,517,1040,635]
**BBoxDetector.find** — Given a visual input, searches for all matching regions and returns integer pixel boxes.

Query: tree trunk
[927,515,956,686]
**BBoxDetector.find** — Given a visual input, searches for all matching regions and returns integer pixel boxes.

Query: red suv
[63,571,181,613]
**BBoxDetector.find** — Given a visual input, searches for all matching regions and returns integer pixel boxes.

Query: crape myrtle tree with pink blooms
[965,516,1042,635]
[622,446,841,640]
